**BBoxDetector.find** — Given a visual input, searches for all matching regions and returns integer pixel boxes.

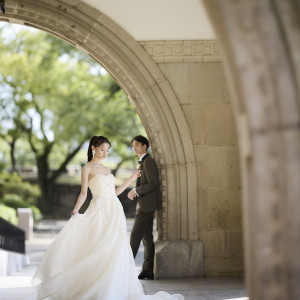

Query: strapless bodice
[88,173,115,198]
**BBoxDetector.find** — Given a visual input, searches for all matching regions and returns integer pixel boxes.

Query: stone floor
[0,219,248,300]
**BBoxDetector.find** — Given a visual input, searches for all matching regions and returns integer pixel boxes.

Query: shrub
[0,203,18,225]
[1,180,40,205]
[0,171,41,206]
[0,193,42,222]
[0,171,22,184]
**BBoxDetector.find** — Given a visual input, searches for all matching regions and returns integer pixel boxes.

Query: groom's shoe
[138,271,154,280]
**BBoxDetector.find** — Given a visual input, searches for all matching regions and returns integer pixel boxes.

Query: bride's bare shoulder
[82,164,92,172]
[104,166,112,174]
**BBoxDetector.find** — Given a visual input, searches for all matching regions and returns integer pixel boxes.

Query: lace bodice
[88,173,115,198]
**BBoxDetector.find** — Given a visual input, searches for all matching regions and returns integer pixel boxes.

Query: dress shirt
[134,153,148,196]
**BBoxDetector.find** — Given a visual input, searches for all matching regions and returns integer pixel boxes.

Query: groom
[127,135,162,280]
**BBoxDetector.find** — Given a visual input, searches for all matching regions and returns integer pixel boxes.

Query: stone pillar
[155,240,203,278]
[18,208,33,240]
[202,0,300,298]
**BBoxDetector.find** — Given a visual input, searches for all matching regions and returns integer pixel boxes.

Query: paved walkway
[0,219,248,300]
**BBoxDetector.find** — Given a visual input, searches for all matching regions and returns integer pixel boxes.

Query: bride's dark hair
[87,136,111,162]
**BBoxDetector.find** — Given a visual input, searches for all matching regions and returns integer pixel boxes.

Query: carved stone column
[202,0,300,298]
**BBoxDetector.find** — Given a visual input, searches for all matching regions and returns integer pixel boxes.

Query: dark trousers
[130,209,154,273]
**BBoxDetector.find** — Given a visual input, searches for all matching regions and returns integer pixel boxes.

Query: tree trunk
[9,139,17,173]
[36,140,86,215]
[36,153,53,214]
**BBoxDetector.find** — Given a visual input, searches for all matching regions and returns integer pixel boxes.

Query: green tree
[0,24,144,214]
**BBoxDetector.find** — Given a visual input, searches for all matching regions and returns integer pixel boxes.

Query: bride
[33,136,183,300]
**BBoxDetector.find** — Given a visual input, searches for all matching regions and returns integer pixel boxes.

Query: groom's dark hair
[131,135,149,149]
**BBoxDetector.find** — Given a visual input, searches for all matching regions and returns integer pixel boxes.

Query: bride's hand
[71,210,78,216]
[130,170,141,181]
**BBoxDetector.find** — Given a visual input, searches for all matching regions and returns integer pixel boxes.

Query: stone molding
[139,40,221,63]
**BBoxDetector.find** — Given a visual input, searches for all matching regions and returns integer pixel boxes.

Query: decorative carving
[139,40,221,63]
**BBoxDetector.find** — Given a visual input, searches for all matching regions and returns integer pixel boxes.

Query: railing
[0,217,25,254]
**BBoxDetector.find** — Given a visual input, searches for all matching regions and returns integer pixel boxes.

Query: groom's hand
[127,189,137,200]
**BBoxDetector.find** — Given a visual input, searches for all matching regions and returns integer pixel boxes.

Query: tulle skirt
[33,194,183,300]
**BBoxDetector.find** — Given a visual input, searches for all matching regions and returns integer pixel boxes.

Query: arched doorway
[1,0,200,275]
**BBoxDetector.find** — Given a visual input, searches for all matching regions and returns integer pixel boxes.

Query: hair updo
[87,136,111,162]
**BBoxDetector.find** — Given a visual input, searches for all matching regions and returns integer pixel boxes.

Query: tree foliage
[0,24,145,213]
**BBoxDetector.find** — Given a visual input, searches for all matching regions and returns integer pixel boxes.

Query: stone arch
[202,1,300,299]
[1,0,198,241]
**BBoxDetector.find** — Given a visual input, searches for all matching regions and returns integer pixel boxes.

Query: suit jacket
[135,154,162,213]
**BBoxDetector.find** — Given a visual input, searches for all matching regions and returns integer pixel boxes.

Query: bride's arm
[115,170,141,196]
[71,166,90,215]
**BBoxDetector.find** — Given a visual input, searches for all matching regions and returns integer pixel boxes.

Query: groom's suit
[135,153,162,213]
[130,153,162,275]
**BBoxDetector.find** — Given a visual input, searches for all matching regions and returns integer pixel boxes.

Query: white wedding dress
[33,174,183,300]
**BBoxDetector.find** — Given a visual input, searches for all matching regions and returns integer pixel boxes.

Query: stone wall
[144,41,243,276]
